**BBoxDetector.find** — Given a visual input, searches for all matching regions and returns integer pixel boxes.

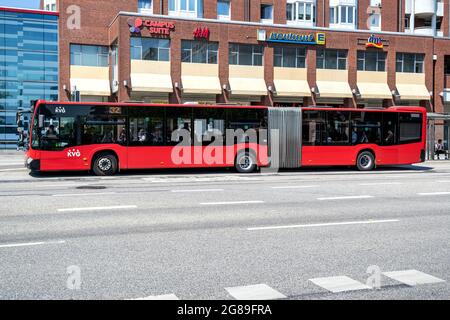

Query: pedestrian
[435,139,446,160]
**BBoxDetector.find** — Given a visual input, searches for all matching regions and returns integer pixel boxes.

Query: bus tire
[356,151,375,171]
[235,151,257,173]
[92,152,118,176]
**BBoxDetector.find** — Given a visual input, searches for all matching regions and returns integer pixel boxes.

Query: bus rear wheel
[92,152,118,176]
[356,151,375,171]
[235,151,257,173]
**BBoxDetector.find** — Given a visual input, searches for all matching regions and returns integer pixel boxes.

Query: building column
[118,17,131,102]
[433,0,438,36]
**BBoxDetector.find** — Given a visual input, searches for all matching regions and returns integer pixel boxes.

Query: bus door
[127,106,174,169]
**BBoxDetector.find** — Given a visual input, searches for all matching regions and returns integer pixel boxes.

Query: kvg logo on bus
[67,149,81,158]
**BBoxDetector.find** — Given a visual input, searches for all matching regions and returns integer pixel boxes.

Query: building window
[287,1,316,25]
[260,4,273,23]
[229,44,263,66]
[43,0,57,11]
[138,0,153,13]
[357,51,386,72]
[274,47,306,68]
[130,38,170,61]
[316,49,347,70]
[369,13,381,30]
[181,40,218,64]
[217,0,231,20]
[396,53,424,73]
[169,0,203,18]
[329,4,356,28]
[444,56,450,74]
[70,44,109,67]
[340,6,354,24]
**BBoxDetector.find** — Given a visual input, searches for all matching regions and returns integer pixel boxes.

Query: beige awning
[357,82,392,99]
[274,80,310,97]
[229,78,267,96]
[70,78,111,96]
[181,75,221,94]
[396,84,430,100]
[316,81,353,98]
[130,73,173,93]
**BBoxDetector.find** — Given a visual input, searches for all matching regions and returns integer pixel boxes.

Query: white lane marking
[317,195,374,201]
[383,270,445,286]
[418,192,450,196]
[225,284,286,300]
[33,184,89,188]
[247,219,399,231]
[437,180,450,183]
[200,200,264,206]
[0,240,66,249]
[0,168,27,172]
[0,162,24,166]
[309,276,371,293]
[131,294,179,300]
[52,192,116,197]
[57,205,137,212]
[171,189,224,193]
[359,182,403,186]
[271,185,318,189]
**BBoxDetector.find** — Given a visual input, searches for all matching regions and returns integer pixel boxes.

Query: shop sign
[193,27,210,39]
[128,18,175,36]
[366,34,384,49]
[264,31,325,45]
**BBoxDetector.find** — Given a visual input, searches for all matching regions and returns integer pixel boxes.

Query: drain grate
[76,186,107,190]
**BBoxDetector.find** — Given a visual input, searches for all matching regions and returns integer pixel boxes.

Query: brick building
[41,0,450,125]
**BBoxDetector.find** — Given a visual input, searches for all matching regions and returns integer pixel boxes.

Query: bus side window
[193,107,226,146]
[326,111,350,146]
[351,112,382,145]
[399,113,422,144]
[166,107,193,146]
[382,113,398,146]
[302,111,327,146]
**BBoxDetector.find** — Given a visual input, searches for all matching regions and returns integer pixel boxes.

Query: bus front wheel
[235,151,257,173]
[356,151,375,171]
[92,152,118,176]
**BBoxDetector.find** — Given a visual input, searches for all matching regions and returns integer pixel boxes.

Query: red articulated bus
[25,100,426,175]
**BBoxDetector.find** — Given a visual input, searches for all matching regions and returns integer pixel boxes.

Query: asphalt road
[0,153,449,300]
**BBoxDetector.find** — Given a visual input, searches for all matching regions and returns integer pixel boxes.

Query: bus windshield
[32,104,126,151]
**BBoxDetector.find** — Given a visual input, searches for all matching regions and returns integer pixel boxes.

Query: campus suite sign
[266,32,325,45]
[128,18,175,35]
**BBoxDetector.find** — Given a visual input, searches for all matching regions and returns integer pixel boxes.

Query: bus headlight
[26,157,34,165]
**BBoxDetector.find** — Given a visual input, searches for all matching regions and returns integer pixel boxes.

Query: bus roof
[35,100,426,113]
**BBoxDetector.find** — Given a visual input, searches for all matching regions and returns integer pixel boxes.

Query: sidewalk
[0,150,26,156]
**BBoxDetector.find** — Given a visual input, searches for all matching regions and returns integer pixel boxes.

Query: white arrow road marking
[383,270,445,286]
[130,294,179,300]
[309,276,371,293]
[225,284,286,300]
